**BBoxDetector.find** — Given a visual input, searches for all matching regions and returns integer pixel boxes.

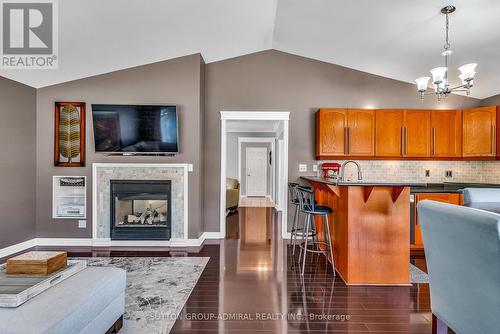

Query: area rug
[72,257,209,334]
[410,263,429,284]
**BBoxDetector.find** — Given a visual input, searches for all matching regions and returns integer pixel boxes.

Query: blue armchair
[417,200,500,334]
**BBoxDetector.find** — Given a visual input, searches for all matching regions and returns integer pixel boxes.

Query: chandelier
[415,5,477,100]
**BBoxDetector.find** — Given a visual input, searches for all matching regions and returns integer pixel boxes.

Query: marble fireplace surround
[92,163,188,247]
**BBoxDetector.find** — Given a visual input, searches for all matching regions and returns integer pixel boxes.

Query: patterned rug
[410,263,429,284]
[73,257,209,334]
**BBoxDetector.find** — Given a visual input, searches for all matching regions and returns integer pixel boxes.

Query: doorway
[220,112,289,239]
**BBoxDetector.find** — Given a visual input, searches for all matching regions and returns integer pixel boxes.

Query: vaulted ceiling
[1,0,499,99]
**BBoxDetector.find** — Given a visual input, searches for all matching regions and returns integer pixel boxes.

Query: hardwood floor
[172,208,433,333]
[2,207,434,333]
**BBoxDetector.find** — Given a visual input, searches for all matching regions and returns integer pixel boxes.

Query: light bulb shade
[415,77,430,92]
[458,63,477,82]
[430,67,447,84]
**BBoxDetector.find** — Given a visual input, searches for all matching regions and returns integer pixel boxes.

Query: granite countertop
[300,177,500,193]
[300,176,427,187]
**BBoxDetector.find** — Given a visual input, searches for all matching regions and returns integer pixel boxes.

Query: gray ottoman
[0,267,126,334]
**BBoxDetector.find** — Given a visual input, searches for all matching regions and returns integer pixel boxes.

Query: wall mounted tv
[91,104,178,155]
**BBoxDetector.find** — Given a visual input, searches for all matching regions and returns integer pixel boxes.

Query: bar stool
[289,183,316,256]
[296,186,335,276]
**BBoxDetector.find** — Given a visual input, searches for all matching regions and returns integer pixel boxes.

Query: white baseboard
[36,238,93,247]
[0,239,37,258]
[0,232,225,259]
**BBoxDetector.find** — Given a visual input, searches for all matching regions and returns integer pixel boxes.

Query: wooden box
[6,251,67,275]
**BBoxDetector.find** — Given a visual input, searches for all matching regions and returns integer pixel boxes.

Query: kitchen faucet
[340,160,363,181]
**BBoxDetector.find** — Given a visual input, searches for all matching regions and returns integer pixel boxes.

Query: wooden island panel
[309,181,410,286]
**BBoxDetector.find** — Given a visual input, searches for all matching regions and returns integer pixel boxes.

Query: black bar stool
[296,186,335,276]
[288,183,316,256]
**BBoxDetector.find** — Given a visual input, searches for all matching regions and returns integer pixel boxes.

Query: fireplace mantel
[92,163,188,247]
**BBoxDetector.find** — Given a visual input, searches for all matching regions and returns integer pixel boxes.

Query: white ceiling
[1,0,499,99]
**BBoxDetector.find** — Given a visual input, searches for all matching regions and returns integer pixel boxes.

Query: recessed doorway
[220,112,289,239]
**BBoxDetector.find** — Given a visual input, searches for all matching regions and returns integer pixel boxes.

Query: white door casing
[245,147,267,197]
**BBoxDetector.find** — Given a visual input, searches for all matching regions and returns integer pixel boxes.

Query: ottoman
[0,267,126,334]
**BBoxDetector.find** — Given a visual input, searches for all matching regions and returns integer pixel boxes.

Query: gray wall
[480,93,500,106]
[0,77,37,248]
[36,54,205,239]
[203,49,481,232]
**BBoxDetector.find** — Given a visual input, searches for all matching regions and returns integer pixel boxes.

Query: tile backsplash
[318,160,500,184]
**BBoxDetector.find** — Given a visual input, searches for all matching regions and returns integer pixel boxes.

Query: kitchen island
[300,176,426,286]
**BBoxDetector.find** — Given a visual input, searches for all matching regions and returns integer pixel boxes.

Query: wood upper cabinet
[375,109,404,156]
[403,110,431,157]
[316,108,374,158]
[413,193,460,249]
[463,106,497,157]
[431,110,462,158]
[316,109,347,157]
[347,109,375,156]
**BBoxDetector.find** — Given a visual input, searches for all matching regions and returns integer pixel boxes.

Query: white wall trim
[237,137,275,198]
[36,238,93,247]
[0,239,37,258]
[0,232,225,258]
[220,111,289,240]
[220,111,290,121]
[92,163,189,243]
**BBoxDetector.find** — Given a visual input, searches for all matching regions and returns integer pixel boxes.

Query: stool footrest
[298,241,331,254]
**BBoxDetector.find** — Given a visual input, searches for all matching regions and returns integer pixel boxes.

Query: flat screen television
[91,104,178,154]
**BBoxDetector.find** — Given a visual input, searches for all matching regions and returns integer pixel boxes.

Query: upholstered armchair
[226,178,240,210]
[417,200,500,334]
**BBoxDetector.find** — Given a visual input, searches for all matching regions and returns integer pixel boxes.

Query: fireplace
[110,180,171,240]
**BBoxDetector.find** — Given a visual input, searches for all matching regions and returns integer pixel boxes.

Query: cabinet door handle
[405,127,408,155]
[344,127,348,155]
[401,127,404,156]
[493,125,496,155]
[347,127,350,155]
[432,128,436,156]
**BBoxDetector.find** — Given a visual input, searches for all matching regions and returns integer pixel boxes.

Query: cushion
[226,178,239,190]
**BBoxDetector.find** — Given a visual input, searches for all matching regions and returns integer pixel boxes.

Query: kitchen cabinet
[316,109,374,159]
[375,109,404,157]
[412,193,461,249]
[404,110,431,157]
[463,106,497,157]
[316,109,347,157]
[431,109,462,158]
[347,109,375,156]
[375,109,430,158]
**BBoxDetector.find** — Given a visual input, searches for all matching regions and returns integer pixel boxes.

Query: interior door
[431,110,462,157]
[404,110,431,157]
[246,147,268,197]
[375,109,404,156]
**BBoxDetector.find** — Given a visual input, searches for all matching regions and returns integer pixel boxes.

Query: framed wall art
[54,102,86,167]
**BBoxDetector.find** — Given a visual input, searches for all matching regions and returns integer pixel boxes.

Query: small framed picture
[54,102,86,167]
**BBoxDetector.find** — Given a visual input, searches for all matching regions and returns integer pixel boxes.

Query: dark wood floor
[171,208,433,334]
[4,207,434,334]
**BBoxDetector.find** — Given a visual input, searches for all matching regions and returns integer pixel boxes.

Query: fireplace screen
[115,198,168,227]
[110,180,171,240]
